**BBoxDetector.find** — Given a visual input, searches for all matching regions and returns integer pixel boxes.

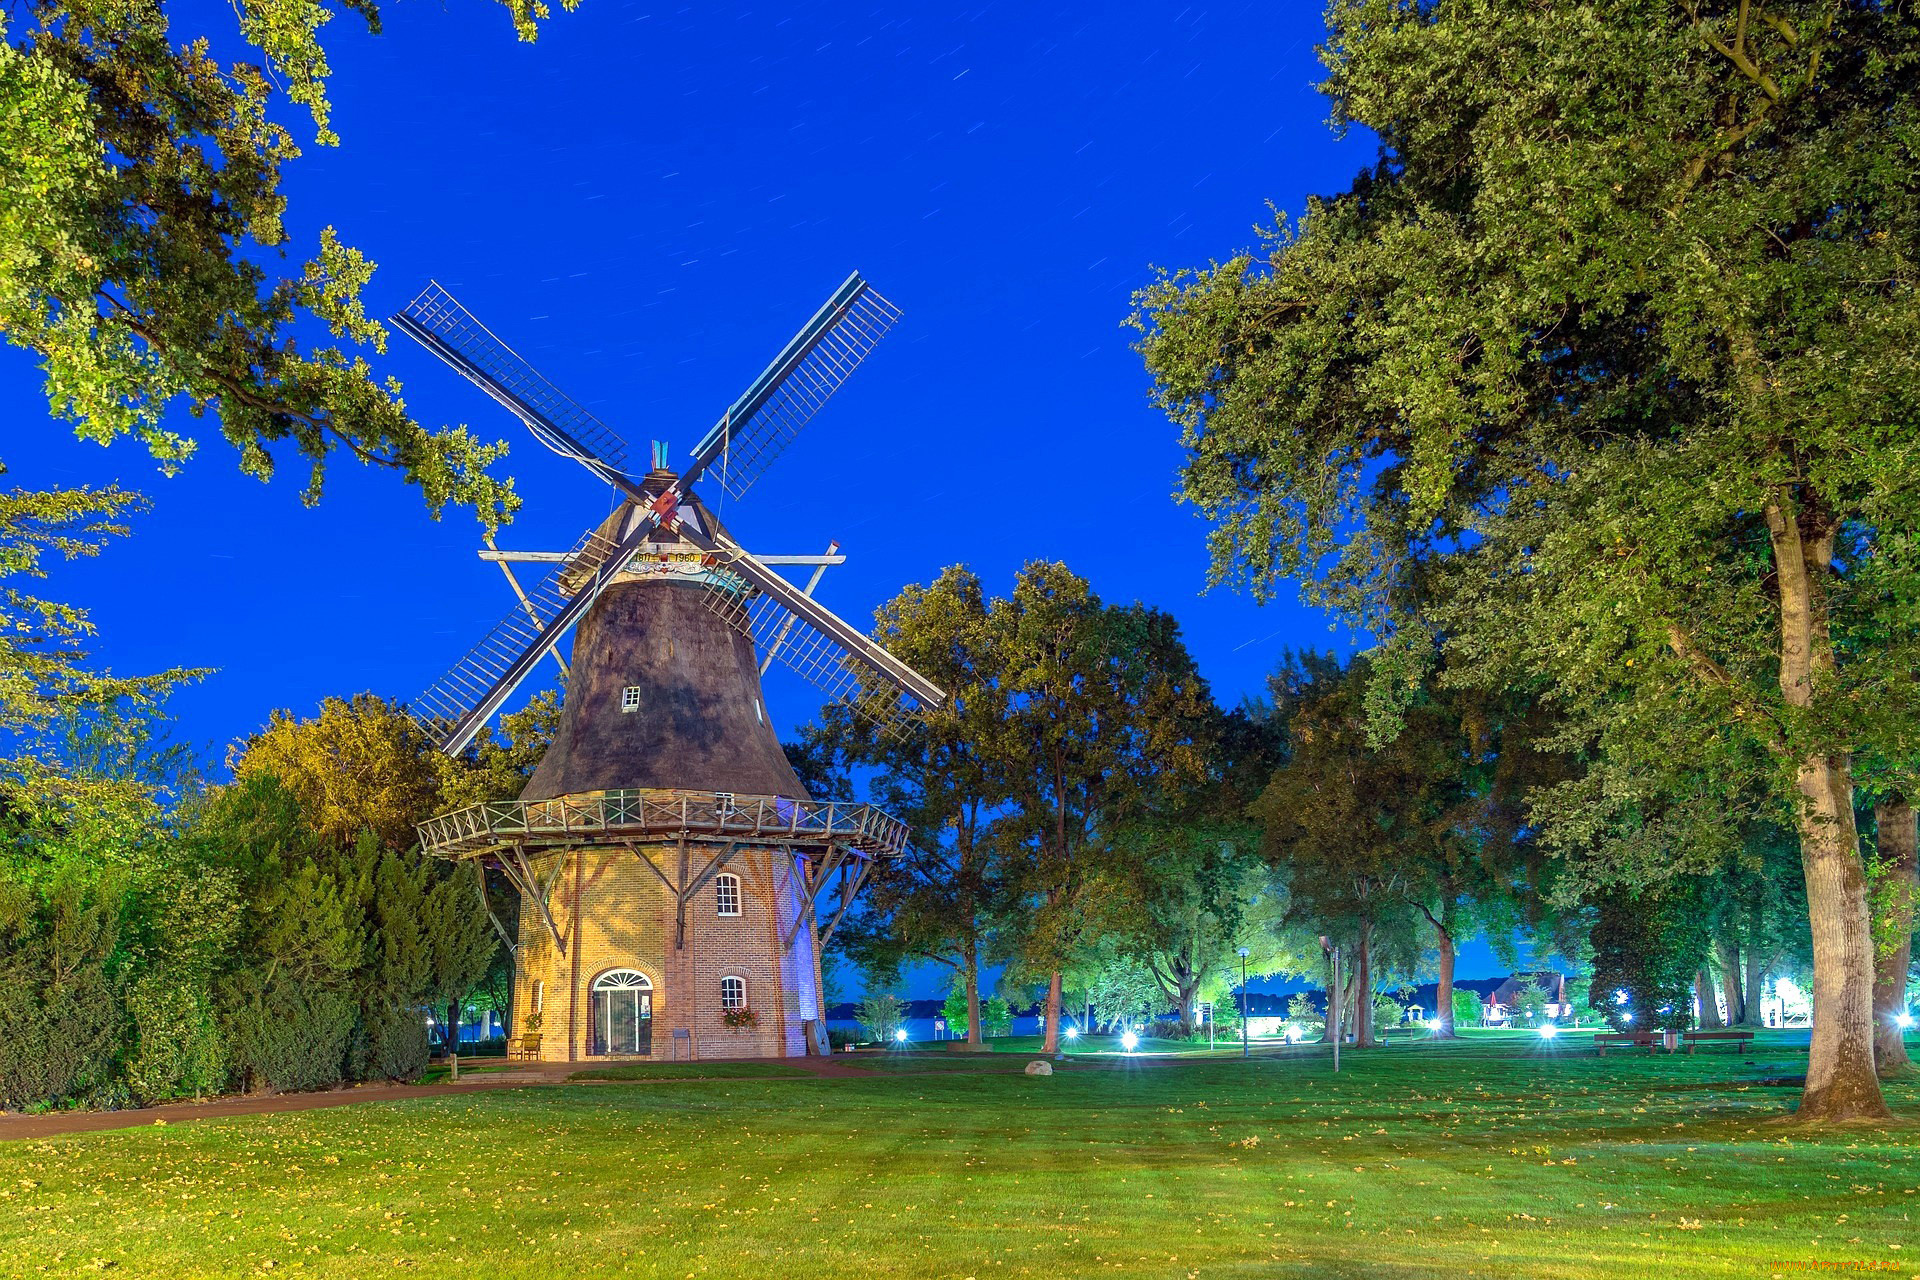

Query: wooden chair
[507,1032,543,1061]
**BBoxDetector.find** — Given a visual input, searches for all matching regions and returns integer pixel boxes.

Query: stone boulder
[1024,1060,1053,1076]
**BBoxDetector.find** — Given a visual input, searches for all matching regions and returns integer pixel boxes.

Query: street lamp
[1237,947,1252,1058]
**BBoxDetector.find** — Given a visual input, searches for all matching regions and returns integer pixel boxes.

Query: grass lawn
[3,1032,1915,1278]
[570,1062,814,1082]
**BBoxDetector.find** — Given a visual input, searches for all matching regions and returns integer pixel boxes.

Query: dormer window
[621,686,642,712]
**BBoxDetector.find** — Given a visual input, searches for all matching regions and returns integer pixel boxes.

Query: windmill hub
[394,273,941,1064]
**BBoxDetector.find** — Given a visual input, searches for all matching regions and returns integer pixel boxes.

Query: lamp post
[1237,947,1251,1058]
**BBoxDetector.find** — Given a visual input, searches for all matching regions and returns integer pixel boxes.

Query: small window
[720,976,746,1011]
[714,791,737,818]
[532,979,543,1013]
[621,686,642,713]
[714,873,741,917]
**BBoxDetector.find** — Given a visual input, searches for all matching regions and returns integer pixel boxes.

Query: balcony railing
[417,788,910,862]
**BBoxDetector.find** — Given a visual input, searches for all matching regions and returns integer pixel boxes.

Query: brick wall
[512,842,822,1062]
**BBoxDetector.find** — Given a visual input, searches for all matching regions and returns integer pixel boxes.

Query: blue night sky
[4,2,1522,989]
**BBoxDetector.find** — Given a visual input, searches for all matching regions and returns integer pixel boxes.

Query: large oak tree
[1135,0,1920,1119]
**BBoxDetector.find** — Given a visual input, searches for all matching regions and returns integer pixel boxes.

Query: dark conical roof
[519,573,808,802]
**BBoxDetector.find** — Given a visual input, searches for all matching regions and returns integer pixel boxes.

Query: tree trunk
[1716,937,1746,1026]
[1765,493,1889,1122]
[1354,917,1376,1047]
[964,952,984,1049]
[1425,905,1457,1038]
[1696,969,1724,1029]
[1742,929,1768,1028]
[1042,969,1062,1055]
[1872,797,1916,1077]
[446,1001,460,1082]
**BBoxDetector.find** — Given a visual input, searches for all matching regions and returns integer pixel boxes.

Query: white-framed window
[715,791,737,818]
[621,686,643,713]
[532,979,544,1013]
[720,976,746,1011]
[714,873,741,917]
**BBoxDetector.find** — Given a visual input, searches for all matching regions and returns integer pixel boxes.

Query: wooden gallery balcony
[416,789,911,863]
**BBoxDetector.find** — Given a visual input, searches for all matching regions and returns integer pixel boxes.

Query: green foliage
[1134,0,1920,1121]
[1450,988,1483,1030]
[0,0,583,526]
[1083,950,1159,1031]
[1514,985,1552,1028]
[1589,882,1714,1032]
[981,995,1012,1038]
[1372,991,1406,1031]
[0,858,128,1109]
[855,994,906,1044]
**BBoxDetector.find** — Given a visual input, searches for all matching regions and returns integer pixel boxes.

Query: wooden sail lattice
[701,567,924,741]
[694,285,902,501]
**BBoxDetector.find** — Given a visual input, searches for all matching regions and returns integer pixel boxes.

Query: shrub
[223,975,355,1092]
[0,863,129,1111]
[1451,988,1483,1029]
[124,971,225,1100]
[982,995,1012,1038]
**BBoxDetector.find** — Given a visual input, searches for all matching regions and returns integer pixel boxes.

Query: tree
[992,563,1214,1055]
[1134,0,1920,1121]
[420,862,497,1081]
[1,479,198,794]
[1107,702,1290,1034]
[1256,655,1440,1048]
[855,993,906,1044]
[822,567,1011,1049]
[1869,797,1917,1075]
[1590,882,1715,1032]
[229,695,443,851]
[1449,988,1481,1031]
[1,0,557,526]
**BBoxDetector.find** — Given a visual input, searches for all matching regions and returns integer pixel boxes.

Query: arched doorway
[590,969,653,1055]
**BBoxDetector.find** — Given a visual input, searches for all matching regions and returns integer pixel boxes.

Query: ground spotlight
[1064,1026,1080,1039]
[1897,1012,1915,1030]
[894,1028,908,1043]
[1427,1019,1442,1031]
[1539,1024,1558,1040]
[1121,1031,1139,1052]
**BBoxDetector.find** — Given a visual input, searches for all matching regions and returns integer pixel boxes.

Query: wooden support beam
[485,534,569,679]
[472,860,517,959]
[503,844,569,956]
[675,834,691,950]
[816,857,875,951]
[682,841,744,902]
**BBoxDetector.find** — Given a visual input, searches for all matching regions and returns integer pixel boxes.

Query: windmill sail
[393,282,633,487]
[689,273,902,500]
[697,539,942,739]
[413,511,662,754]
[394,270,941,757]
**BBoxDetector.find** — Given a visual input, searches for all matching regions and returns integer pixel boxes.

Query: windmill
[396,273,940,1061]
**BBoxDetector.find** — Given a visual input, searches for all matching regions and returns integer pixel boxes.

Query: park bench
[1680,1029,1754,1055]
[507,1033,543,1061]
[1593,1031,1662,1055]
